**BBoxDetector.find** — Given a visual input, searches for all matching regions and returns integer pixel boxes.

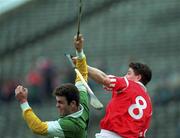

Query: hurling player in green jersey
[15,34,89,138]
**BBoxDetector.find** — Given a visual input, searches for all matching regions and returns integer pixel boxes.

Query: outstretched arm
[15,85,67,137]
[88,65,110,86]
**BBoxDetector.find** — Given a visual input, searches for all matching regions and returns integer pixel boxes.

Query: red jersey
[101,75,152,138]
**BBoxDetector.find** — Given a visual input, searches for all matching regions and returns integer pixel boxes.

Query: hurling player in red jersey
[88,62,152,138]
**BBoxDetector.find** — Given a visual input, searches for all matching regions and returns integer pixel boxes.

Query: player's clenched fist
[15,85,28,103]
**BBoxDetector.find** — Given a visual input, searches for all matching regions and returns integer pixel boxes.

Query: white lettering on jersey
[128,96,147,120]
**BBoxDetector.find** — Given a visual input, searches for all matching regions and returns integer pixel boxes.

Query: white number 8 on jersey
[128,96,147,120]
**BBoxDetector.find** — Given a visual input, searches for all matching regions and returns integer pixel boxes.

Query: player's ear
[70,100,77,108]
[136,74,142,81]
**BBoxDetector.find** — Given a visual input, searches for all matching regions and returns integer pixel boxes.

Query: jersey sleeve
[103,75,129,93]
[20,102,65,137]
[75,52,89,126]
[75,54,89,111]
[75,55,88,82]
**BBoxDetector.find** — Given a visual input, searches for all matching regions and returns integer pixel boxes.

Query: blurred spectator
[37,57,57,99]
[0,80,17,102]
[26,65,42,104]
[26,57,58,103]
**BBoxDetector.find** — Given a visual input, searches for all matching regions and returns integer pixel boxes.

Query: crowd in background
[0,57,59,104]
[1,62,180,107]
[152,71,180,106]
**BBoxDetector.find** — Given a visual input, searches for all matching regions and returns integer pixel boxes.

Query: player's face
[56,96,72,116]
[125,68,141,82]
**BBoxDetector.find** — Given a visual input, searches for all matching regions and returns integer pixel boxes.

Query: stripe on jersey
[47,121,65,138]
[103,75,116,91]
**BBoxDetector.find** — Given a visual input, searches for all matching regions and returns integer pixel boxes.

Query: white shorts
[95,129,122,138]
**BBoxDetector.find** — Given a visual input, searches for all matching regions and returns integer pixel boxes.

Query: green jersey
[47,82,89,138]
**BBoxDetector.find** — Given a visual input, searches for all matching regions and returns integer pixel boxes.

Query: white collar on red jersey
[136,81,147,92]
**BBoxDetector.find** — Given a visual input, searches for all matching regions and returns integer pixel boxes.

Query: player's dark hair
[53,83,80,106]
[129,62,152,85]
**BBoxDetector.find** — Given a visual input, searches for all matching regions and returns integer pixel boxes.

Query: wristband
[76,50,85,59]
[20,102,31,111]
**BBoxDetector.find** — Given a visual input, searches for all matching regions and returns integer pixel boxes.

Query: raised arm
[73,34,89,109]
[74,34,104,110]
[73,34,88,83]
[15,85,65,137]
[73,34,110,86]
[15,85,48,135]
